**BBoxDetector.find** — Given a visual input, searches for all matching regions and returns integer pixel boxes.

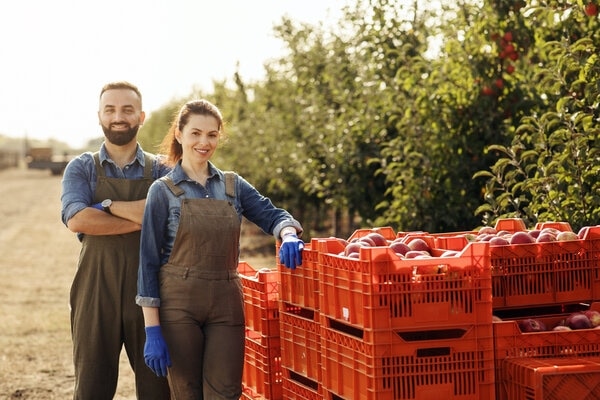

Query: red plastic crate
[243,332,283,400]
[493,304,600,364]
[279,302,321,382]
[429,220,600,310]
[319,322,495,400]
[490,226,600,309]
[493,303,600,400]
[238,261,280,337]
[282,368,323,400]
[278,240,320,310]
[500,357,600,400]
[317,239,492,331]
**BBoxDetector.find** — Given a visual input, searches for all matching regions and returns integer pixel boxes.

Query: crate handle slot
[397,328,467,342]
[416,346,452,357]
[328,318,364,339]
[287,369,319,390]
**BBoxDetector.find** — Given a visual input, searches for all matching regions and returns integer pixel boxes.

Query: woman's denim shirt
[136,161,302,307]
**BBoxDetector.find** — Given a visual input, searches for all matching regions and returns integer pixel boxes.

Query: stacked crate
[278,240,324,398]
[501,357,600,399]
[492,304,600,400]
[433,218,600,400]
[316,233,496,400]
[238,262,283,400]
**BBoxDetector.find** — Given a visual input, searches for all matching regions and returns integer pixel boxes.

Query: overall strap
[92,152,105,177]
[161,177,185,197]
[224,171,236,198]
[142,152,155,179]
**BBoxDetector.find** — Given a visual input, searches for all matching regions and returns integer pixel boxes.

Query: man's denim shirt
[136,161,302,307]
[60,143,170,233]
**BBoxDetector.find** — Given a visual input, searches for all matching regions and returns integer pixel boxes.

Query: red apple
[528,229,541,239]
[553,325,572,331]
[389,241,411,256]
[585,3,598,16]
[540,227,561,236]
[365,232,388,247]
[536,232,556,243]
[404,250,430,259]
[556,231,579,241]
[489,236,510,246]
[518,318,546,332]
[477,234,496,242]
[510,231,535,245]
[357,236,376,247]
[407,238,431,253]
[344,241,365,256]
[584,310,600,327]
[478,226,497,236]
[566,312,592,330]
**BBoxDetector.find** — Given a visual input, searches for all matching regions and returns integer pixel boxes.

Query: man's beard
[101,124,139,146]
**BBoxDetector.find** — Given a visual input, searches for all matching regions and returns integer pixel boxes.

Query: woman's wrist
[280,227,297,239]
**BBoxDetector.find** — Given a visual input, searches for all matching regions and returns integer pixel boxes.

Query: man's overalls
[159,174,245,400]
[70,152,170,399]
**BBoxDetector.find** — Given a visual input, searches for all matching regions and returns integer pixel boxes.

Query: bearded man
[61,81,171,399]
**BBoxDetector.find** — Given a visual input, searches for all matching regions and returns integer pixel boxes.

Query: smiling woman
[0,0,348,149]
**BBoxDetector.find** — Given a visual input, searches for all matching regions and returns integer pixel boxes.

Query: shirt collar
[170,161,221,185]
[99,142,146,167]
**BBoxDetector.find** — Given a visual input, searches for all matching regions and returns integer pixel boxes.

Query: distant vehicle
[26,147,71,175]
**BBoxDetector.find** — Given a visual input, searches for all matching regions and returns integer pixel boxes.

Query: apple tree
[474,2,600,230]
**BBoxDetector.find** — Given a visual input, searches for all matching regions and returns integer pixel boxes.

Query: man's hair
[99,81,142,107]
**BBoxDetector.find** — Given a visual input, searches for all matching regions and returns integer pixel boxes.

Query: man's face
[98,89,145,146]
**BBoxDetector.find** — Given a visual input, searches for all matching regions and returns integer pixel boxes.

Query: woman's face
[177,114,220,163]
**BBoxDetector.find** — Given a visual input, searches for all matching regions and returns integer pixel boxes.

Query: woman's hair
[159,99,224,167]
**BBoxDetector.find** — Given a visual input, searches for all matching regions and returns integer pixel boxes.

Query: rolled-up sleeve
[60,154,95,226]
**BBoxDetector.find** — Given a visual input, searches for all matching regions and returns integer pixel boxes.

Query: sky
[0,0,347,148]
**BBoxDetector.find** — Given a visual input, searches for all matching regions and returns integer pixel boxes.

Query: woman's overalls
[70,153,170,399]
[159,175,245,400]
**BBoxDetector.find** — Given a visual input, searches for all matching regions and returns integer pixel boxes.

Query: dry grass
[0,167,273,399]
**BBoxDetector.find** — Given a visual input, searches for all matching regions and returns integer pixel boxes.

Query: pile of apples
[471,226,582,246]
[338,232,455,260]
[506,310,600,333]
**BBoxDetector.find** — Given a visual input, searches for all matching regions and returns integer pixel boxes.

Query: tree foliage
[138,0,600,237]
[474,2,600,231]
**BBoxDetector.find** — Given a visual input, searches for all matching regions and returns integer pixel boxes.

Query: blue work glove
[90,202,103,210]
[279,234,304,269]
[143,325,171,377]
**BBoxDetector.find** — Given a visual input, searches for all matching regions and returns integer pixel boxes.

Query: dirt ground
[0,167,274,399]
